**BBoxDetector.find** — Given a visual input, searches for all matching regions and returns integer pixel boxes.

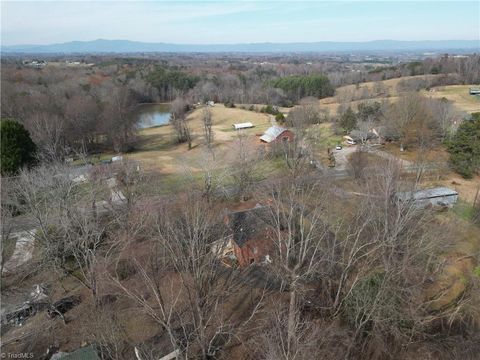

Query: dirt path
[2,231,35,275]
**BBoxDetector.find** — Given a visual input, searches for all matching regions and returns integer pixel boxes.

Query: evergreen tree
[446,113,480,178]
[1,119,37,175]
[339,107,358,134]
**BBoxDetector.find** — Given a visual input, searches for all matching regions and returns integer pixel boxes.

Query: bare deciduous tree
[170,97,192,149]
[202,107,214,154]
[113,193,265,359]
[230,133,258,201]
[13,163,110,301]
[261,178,333,355]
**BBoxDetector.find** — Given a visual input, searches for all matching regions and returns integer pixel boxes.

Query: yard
[307,122,343,165]
[101,104,285,195]
[127,104,272,171]
[423,85,480,113]
[381,142,450,163]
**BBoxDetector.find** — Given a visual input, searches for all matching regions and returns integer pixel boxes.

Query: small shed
[260,126,294,143]
[233,122,254,130]
[396,187,458,209]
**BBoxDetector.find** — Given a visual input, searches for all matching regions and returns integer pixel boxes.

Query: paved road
[330,145,357,172]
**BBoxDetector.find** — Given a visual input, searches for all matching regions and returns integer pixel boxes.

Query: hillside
[2,39,479,53]
[318,75,480,114]
[424,85,480,113]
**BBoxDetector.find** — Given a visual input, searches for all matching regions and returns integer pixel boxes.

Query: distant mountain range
[2,39,479,54]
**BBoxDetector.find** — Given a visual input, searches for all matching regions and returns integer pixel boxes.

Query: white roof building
[232,122,254,130]
[396,187,458,209]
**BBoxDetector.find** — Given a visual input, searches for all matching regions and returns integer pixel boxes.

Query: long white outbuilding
[233,122,254,130]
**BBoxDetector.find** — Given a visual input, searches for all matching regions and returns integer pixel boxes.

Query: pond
[137,103,171,128]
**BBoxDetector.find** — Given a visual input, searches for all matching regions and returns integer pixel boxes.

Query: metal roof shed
[396,187,458,208]
[233,122,254,130]
[260,126,288,143]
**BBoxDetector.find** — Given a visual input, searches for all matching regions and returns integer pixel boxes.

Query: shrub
[261,104,279,115]
[473,266,480,278]
[275,113,285,122]
[348,149,369,180]
[115,259,137,281]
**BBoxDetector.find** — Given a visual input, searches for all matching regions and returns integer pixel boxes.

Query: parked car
[345,139,356,145]
[335,144,342,150]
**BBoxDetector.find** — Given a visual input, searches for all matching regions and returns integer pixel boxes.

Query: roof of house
[349,129,378,141]
[396,187,458,201]
[260,126,288,143]
[228,206,271,247]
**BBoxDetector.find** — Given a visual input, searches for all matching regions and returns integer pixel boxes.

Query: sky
[1,1,479,45]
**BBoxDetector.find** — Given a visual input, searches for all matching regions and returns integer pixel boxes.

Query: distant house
[68,164,93,183]
[233,122,254,130]
[226,206,275,267]
[373,126,399,142]
[207,101,215,107]
[346,129,379,144]
[260,126,294,143]
[23,60,47,68]
[396,187,458,209]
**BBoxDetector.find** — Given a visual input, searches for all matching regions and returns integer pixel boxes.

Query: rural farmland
[1,2,480,359]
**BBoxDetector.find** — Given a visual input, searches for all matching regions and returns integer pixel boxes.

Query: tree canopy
[339,107,358,134]
[147,66,199,100]
[270,74,334,102]
[1,118,37,175]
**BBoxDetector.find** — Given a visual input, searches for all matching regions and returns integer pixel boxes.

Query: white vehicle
[335,145,342,150]
[346,139,356,145]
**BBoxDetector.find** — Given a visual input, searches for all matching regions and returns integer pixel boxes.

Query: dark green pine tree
[1,119,37,175]
[446,113,480,179]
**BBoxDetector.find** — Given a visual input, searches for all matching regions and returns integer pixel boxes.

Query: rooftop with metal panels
[396,187,458,201]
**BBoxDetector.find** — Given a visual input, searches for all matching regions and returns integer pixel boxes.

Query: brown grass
[127,105,272,172]
[318,75,476,115]
[382,143,450,163]
[422,85,480,113]
[426,174,480,205]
